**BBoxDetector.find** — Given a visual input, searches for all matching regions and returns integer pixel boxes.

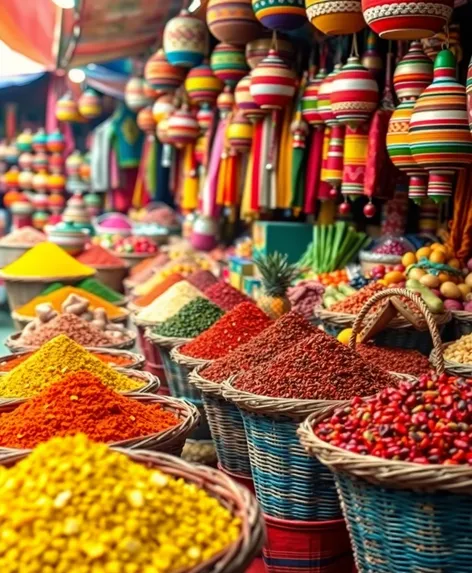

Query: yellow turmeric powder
[16,286,126,319]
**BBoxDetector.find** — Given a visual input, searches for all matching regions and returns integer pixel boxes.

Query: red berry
[364,202,376,218]
[339,202,351,215]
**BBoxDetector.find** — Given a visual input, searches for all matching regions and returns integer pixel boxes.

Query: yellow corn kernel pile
[0,434,240,573]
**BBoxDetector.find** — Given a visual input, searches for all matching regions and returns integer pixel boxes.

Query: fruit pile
[322,284,357,308]
[94,234,158,255]
[314,270,349,286]
[372,237,411,256]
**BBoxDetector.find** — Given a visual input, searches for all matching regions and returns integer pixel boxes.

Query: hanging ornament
[18,152,33,171]
[251,0,306,30]
[143,82,158,101]
[124,77,152,112]
[302,67,327,128]
[338,201,351,215]
[32,128,48,152]
[137,106,156,135]
[185,63,223,107]
[11,195,34,228]
[32,211,49,231]
[65,151,83,178]
[3,190,22,208]
[210,43,248,90]
[362,0,453,40]
[305,0,364,35]
[207,0,261,44]
[393,41,433,102]
[16,129,33,152]
[32,172,49,192]
[197,105,214,133]
[167,107,200,148]
[468,55,472,135]
[48,193,66,214]
[47,173,66,193]
[4,144,19,164]
[55,94,81,123]
[33,192,49,212]
[163,10,207,68]
[18,170,33,190]
[46,130,66,154]
[195,135,207,165]
[235,74,266,122]
[144,48,187,94]
[361,31,383,80]
[291,115,309,148]
[227,111,254,153]
[157,118,171,145]
[409,50,472,203]
[363,201,376,217]
[84,193,101,216]
[152,94,175,125]
[49,153,65,174]
[250,49,296,109]
[32,152,48,173]
[79,156,91,182]
[245,37,294,70]
[217,87,235,117]
[78,88,102,119]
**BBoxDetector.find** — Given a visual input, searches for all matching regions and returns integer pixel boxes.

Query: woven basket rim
[451,309,472,321]
[298,406,472,494]
[432,341,472,376]
[11,307,130,324]
[0,271,96,283]
[145,328,192,349]
[170,343,212,368]
[0,446,265,573]
[189,364,225,398]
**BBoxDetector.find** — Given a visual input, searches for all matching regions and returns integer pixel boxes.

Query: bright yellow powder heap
[137,280,204,323]
[1,242,95,278]
[0,335,141,398]
[0,434,240,572]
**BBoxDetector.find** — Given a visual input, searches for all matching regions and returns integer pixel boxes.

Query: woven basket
[0,447,265,573]
[5,329,137,353]
[451,309,472,337]
[11,307,130,330]
[0,393,200,457]
[92,264,129,294]
[0,244,35,269]
[190,365,252,478]
[431,341,471,378]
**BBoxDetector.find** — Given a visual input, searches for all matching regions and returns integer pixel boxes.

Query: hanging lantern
[78,88,102,119]
[137,106,156,135]
[210,43,248,89]
[331,56,379,127]
[302,68,326,128]
[207,0,261,44]
[362,0,453,40]
[217,87,235,116]
[125,77,152,112]
[252,0,306,30]
[185,64,223,108]
[65,151,83,178]
[316,67,339,126]
[48,193,66,214]
[361,31,383,80]
[56,94,81,123]
[32,128,48,152]
[393,41,433,102]
[32,152,48,173]
[33,192,49,211]
[144,48,187,93]
[18,170,33,190]
[250,49,296,109]
[305,0,364,35]
[47,130,65,154]
[16,129,33,152]
[18,152,33,171]
[152,94,175,125]
[387,99,427,203]
[227,111,254,152]
[47,173,66,193]
[245,37,294,70]
[3,167,19,190]
[409,50,472,203]
[167,107,200,148]
[197,105,214,132]
[163,10,207,68]
[49,153,65,174]
[32,172,49,192]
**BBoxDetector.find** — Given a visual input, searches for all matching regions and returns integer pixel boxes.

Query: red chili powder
[204,281,251,311]
[200,311,315,381]
[133,273,184,308]
[77,245,125,267]
[235,330,397,400]
[180,302,272,360]
[0,371,179,448]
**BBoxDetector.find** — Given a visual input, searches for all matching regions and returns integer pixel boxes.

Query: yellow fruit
[337,328,360,345]
[420,274,440,288]
[440,281,462,299]
[408,268,426,280]
[458,284,471,299]
[377,279,388,286]
[430,242,443,250]
[448,258,461,269]
[438,272,450,283]
[416,247,432,260]
[402,252,417,267]
[429,250,446,264]
[384,270,405,285]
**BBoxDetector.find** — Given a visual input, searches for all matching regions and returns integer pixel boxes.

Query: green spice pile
[152,297,225,339]
[0,433,241,572]
[41,278,124,304]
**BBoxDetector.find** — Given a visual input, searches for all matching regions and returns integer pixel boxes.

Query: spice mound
[201,311,315,382]
[235,329,396,400]
[1,242,95,278]
[0,335,142,398]
[444,333,472,364]
[0,371,179,448]
[356,343,431,377]
[328,283,385,313]
[76,244,126,267]
[0,434,241,571]
[42,278,124,304]
[181,302,271,360]
[315,373,472,465]
[187,269,218,291]
[152,297,225,339]
[0,226,45,246]
[137,280,204,323]
[204,280,251,311]
[134,272,184,308]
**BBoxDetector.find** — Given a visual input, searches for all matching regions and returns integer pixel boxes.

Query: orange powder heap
[134,273,184,307]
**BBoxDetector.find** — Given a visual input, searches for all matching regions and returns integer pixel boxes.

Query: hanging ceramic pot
[393,41,433,102]
[235,75,266,122]
[144,49,187,94]
[32,152,48,173]
[409,50,472,202]
[18,170,33,190]
[245,37,294,70]
[217,87,236,117]
[18,152,33,171]
[305,0,364,35]
[252,0,306,30]
[210,43,249,89]
[167,107,200,148]
[207,0,261,44]
[47,130,66,154]
[78,88,102,120]
[197,105,214,133]
[185,63,223,107]
[137,107,156,135]
[301,68,327,128]
[16,129,33,152]
[250,49,296,109]
[227,111,254,153]
[124,77,153,112]
[56,94,81,122]
[163,10,207,68]
[152,94,175,125]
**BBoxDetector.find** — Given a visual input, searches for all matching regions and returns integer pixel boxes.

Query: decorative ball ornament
[235,75,266,123]
[124,77,152,112]
[144,49,187,93]
[79,160,91,182]
[18,152,34,171]
[338,201,351,215]
[78,88,102,119]
[361,31,383,79]
[210,43,249,89]
[250,49,296,110]
[152,94,175,125]
[331,56,379,127]
[245,37,294,70]
[217,87,236,116]
[16,129,33,152]
[185,63,223,107]
[302,69,327,128]
[252,0,306,30]
[143,82,158,100]
[18,170,33,190]
[32,152,48,173]
[197,105,214,132]
[32,211,49,231]
[157,118,171,145]
[48,193,66,213]
[207,0,261,44]
[393,41,433,101]
[362,0,453,40]
[49,153,65,174]
[317,66,340,126]
[409,50,472,203]
[65,151,83,178]
[137,106,156,135]
[32,128,48,152]
[305,0,364,35]
[363,201,376,218]
[163,10,207,68]
[4,190,22,208]
[47,173,66,193]
[227,111,254,152]
[167,107,200,148]
[32,171,49,192]
[3,167,19,190]
[33,192,49,211]
[56,94,81,123]
[47,130,66,154]
[84,193,101,216]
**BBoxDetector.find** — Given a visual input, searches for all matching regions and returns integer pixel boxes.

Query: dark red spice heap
[204,280,251,311]
[200,312,315,381]
[315,373,472,465]
[356,343,430,377]
[180,302,271,360]
[0,371,179,448]
[186,270,218,292]
[235,329,396,400]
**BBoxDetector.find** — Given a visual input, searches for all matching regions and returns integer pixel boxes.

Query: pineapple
[255,252,300,319]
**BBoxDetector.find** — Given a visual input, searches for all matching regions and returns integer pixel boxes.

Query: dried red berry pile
[356,343,430,377]
[180,302,271,360]
[315,373,472,465]
[235,329,396,400]
[186,270,218,292]
[200,312,315,381]
[204,281,251,311]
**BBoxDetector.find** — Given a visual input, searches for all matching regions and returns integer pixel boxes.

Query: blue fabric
[111,104,144,168]
[0,72,46,89]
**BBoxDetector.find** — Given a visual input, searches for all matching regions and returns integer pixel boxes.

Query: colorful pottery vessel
[393,41,433,101]
[185,63,223,107]
[210,43,248,88]
[252,0,306,30]
[235,75,266,122]
[217,88,235,116]
[144,49,187,93]
[163,10,207,68]
[56,94,81,123]
[137,107,156,134]
[250,49,296,109]
[227,111,254,152]
[47,130,66,154]
[301,68,327,128]
[197,105,214,132]
[18,170,33,190]
[305,0,364,35]
[78,89,102,119]
[167,108,200,148]
[32,128,48,153]
[152,94,175,125]
[207,0,261,43]
[32,152,48,173]
[18,152,33,171]
[124,77,152,112]
[245,37,294,70]
[16,129,33,152]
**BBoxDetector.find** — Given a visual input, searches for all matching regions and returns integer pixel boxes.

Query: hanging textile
[448,166,472,263]
[319,126,332,201]
[304,128,325,214]
[341,124,369,199]
[181,144,199,211]
[259,114,273,211]
[202,120,225,217]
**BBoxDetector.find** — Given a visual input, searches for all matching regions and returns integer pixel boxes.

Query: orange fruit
[438,272,450,283]
[448,258,461,269]
[429,250,446,264]
[402,252,417,267]
[416,247,432,260]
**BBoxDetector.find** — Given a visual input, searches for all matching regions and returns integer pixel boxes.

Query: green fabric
[111,104,144,168]
[77,278,124,303]
[290,147,306,209]
[41,282,65,296]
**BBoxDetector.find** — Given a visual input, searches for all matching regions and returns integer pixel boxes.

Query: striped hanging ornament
[361,31,383,80]
[252,0,306,31]
[185,63,223,107]
[316,65,340,126]
[409,50,472,203]
[341,124,369,199]
[250,48,296,110]
[211,43,249,89]
[152,94,175,125]
[227,111,254,153]
[167,107,200,149]
[144,49,187,94]
[246,37,295,70]
[393,41,433,102]
[301,67,327,128]
[235,75,266,122]
[163,10,207,68]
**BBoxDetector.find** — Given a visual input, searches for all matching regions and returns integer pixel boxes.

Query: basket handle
[348,287,444,375]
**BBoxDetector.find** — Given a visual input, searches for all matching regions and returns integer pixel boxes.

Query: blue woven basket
[190,366,252,477]
[299,408,472,573]
[223,380,345,521]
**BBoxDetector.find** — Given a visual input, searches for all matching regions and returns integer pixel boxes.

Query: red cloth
[112,167,138,213]
[304,128,324,214]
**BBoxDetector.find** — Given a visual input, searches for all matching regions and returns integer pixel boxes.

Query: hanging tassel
[341,124,369,200]
[276,107,292,209]
[251,121,264,212]
[241,146,255,219]
[132,136,152,208]
[181,144,199,211]
[304,128,325,214]
[146,138,158,200]
[202,119,226,217]
[319,126,332,200]
[324,124,345,196]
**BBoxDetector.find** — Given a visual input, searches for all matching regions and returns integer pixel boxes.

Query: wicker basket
[0,393,200,457]
[92,264,129,294]
[11,306,130,331]
[190,365,252,478]
[0,244,35,269]
[5,329,137,353]
[0,447,265,573]
[451,309,472,338]
[431,341,471,378]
